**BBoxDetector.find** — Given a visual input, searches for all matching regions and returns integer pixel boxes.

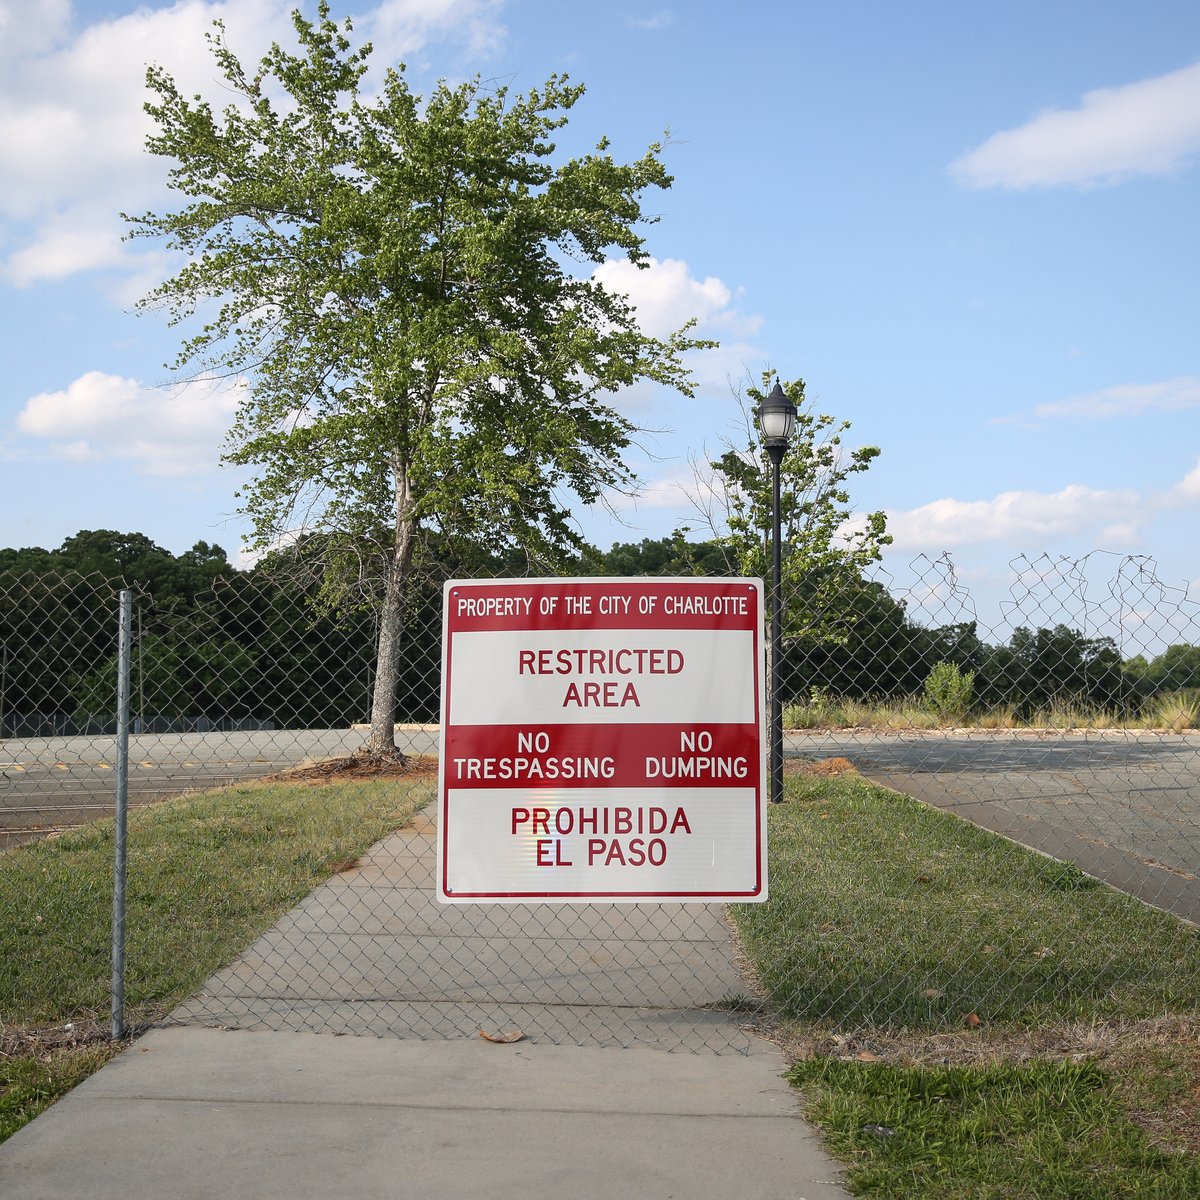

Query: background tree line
[0,528,1195,736]
[0,531,380,734]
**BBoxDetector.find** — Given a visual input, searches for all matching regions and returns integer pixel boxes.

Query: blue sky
[2,1,1199,652]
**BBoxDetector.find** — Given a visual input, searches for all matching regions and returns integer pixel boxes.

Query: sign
[437,578,766,904]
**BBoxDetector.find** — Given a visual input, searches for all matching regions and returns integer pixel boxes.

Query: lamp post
[759,381,796,805]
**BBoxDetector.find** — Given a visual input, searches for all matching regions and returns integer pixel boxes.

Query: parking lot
[0,728,437,848]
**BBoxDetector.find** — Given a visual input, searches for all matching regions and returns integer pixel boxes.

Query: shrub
[923,660,975,723]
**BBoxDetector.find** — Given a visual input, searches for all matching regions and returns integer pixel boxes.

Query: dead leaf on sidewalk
[480,1028,525,1044]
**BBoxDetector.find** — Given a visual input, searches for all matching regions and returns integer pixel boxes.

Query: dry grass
[771,1014,1199,1071]
[784,695,1198,732]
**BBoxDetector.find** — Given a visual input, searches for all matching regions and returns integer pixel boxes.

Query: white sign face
[436,578,767,904]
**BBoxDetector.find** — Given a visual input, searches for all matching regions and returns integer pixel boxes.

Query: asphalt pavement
[0,727,432,847]
[0,803,851,1200]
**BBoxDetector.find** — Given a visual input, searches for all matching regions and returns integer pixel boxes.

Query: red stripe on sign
[445,580,760,632]
[443,722,761,788]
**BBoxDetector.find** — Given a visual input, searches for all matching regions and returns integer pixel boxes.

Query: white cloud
[0,1,292,221]
[951,61,1200,190]
[997,376,1200,425]
[627,10,674,31]
[608,469,695,512]
[16,370,243,475]
[0,0,507,285]
[360,0,506,63]
[1171,458,1200,504]
[233,527,306,570]
[883,483,1144,553]
[590,257,769,407]
[0,0,70,61]
[877,457,1200,557]
[594,256,762,340]
[4,211,127,286]
[0,0,295,286]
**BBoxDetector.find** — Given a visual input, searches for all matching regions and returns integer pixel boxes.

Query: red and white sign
[437,578,767,904]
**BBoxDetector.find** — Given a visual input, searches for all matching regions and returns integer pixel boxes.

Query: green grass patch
[733,776,1200,1029]
[789,1056,1200,1199]
[0,1045,120,1143]
[0,771,431,1143]
[731,774,1200,1195]
[1,775,432,1026]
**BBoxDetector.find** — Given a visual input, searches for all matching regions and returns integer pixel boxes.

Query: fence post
[112,589,132,1040]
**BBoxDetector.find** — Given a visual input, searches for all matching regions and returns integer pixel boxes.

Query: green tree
[127,4,706,758]
[1135,644,1200,694]
[999,625,1127,716]
[0,533,240,728]
[73,634,255,724]
[788,582,928,700]
[54,530,233,601]
[695,374,890,644]
[583,533,733,578]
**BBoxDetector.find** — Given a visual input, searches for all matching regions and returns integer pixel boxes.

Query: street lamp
[759,381,796,805]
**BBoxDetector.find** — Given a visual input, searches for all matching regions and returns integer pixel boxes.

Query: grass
[788,1057,1200,1198]
[730,774,1200,1196]
[783,693,1199,732]
[0,769,432,1140]
[0,1044,119,1143]
[1151,692,1200,733]
[7,757,1200,1191]
[735,775,1200,1028]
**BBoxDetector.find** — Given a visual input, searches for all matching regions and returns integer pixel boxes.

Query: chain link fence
[2,552,1198,1051]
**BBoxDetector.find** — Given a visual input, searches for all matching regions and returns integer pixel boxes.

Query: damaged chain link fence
[0,550,1197,1049]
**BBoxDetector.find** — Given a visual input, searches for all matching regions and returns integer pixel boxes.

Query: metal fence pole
[112,588,132,1040]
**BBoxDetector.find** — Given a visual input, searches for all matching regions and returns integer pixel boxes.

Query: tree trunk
[367,565,406,758]
[367,463,417,759]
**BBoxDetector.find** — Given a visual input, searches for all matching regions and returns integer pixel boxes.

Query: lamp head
[758,381,796,449]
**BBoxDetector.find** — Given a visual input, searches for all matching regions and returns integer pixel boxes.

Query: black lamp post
[759,381,796,805]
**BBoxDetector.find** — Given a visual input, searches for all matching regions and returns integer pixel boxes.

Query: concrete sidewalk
[0,807,850,1199]
[168,808,760,1051]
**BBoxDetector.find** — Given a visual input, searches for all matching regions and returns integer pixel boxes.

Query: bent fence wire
[1,554,1198,1050]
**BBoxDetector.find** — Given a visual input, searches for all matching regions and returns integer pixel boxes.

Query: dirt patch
[786,756,860,778]
[266,752,439,785]
[1107,1028,1200,1154]
[1,1018,116,1059]
[768,1012,1200,1070]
